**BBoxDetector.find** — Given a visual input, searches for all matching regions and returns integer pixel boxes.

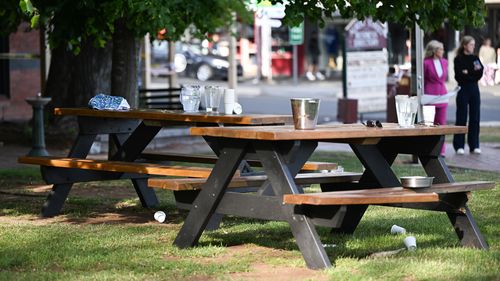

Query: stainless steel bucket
[290,98,320,130]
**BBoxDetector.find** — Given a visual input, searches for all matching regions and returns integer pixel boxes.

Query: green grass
[444,126,500,143]
[0,153,499,280]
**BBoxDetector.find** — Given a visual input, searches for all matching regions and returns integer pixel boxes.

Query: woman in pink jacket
[423,40,448,157]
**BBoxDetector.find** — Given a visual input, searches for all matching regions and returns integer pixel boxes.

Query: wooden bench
[148,171,362,191]
[140,152,338,172]
[282,181,495,205]
[18,156,214,178]
[138,87,182,110]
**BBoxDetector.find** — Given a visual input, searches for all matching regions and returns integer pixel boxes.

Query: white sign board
[346,50,388,112]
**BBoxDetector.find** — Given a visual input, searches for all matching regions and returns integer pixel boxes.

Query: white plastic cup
[403,236,417,251]
[154,211,166,223]
[390,224,406,234]
[224,89,235,115]
[422,105,436,126]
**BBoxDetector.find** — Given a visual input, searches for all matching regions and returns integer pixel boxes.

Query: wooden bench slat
[282,181,495,206]
[283,187,439,205]
[140,152,338,171]
[148,172,362,191]
[18,156,212,178]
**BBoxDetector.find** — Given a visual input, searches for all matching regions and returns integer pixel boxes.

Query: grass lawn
[444,125,500,143]
[0,152,499,281]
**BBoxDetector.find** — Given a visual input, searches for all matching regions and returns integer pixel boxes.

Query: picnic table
[18,108,294,217]
[173,123,494,269]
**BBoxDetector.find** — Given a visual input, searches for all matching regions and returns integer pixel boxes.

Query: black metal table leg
[132,178,159,208]
[255,140,331,269]
[109,122,162,207]
[174,139,248,248]
[415,136,489,249]
[256,140,316,196]
[40,134,96,217]
[332,143,400,234]
[448,205,489,249]
[41,183,73,217]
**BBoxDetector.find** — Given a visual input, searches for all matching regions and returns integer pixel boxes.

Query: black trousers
[453,83,481,151]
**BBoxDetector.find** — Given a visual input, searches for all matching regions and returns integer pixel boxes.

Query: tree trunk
[70,40,112,106]
[45,40,112,108]
[111,19,140,107]
[44,45,74,108]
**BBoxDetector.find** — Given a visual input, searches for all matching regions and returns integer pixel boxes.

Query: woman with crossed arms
[423,40,448,157]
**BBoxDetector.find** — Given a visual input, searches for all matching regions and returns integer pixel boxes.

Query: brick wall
[2,22,41,121]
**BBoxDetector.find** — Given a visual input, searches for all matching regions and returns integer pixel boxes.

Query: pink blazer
[424,57,448,95]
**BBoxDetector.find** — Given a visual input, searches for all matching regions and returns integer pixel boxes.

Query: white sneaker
[316,72,325,81]
[456,148,465,155]
[306,71,316,81]
[472,148,481,154]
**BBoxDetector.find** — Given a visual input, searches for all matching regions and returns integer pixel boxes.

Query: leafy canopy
[1,0,27,36]
[268,0,486,31]
[19,0,251,52]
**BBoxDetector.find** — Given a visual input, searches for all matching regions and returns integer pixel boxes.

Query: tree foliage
[0,0,27,36]
[11,0,253,110]
[269,0,486,31]
[23,0,251,53]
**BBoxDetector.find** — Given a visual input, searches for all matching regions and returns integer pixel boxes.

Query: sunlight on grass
[0,152,499,280]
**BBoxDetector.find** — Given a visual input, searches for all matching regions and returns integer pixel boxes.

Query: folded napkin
[88,93,130,110]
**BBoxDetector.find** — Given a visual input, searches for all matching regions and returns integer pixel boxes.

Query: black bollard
[26,93,51,156]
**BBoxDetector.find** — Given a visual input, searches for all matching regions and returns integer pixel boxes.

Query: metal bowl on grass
[400,176,434,189]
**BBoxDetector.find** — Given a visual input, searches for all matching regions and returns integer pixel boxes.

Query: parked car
[151,41,243,81]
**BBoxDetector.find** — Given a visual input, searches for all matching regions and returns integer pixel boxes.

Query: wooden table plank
[190,124,468,140]
[54,108,292,125]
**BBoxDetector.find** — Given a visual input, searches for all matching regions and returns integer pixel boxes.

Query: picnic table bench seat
[18,156,215,178]
[283,181,495,205]
[140,152,338,172]
[148,171,362,191]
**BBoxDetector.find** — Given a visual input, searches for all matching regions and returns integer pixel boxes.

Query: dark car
[180,44,243,81]
[152,41,243,81]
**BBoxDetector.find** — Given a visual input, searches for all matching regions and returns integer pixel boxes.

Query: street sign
[289,23,304,45]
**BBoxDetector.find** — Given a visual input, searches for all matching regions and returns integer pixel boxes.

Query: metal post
[292,45,298,84]
[142,34,152,89]
[168,40,178,88]
[26,93,51,156]
[228,12,238,90]
[342,33,347,98]
[414,22,424,123]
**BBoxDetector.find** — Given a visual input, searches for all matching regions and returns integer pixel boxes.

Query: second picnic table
[173,123,494,269]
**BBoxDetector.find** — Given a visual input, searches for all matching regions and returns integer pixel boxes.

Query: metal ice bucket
[290,98,320,130]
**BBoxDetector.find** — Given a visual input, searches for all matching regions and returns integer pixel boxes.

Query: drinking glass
[204,86,223,113]
[395,96,418,128]
[180,85,202,112]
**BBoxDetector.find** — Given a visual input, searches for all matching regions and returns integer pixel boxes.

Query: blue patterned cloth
[88,93,130,110]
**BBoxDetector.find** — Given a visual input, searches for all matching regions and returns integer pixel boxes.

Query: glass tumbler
[180,85,202,112]
[204,85,223,113]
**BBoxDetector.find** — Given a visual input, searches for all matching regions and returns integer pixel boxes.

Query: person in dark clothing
[453,35,484,155]
[306,29,325,81]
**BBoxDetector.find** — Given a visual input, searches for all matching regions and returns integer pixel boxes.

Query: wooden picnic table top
[54,108,293,125]
[190,123,468,141]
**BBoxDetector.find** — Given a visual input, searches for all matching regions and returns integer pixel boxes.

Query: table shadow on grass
[0,182,186,225]
[195,209,486,263]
